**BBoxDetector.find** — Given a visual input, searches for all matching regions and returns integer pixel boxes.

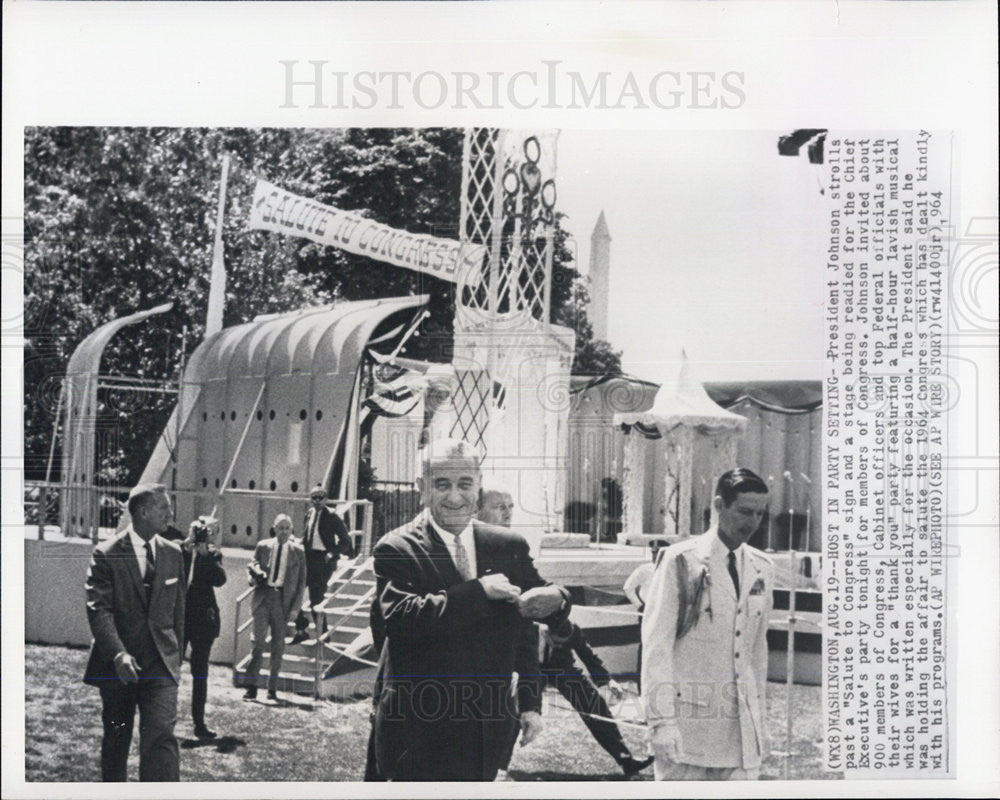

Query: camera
[190,515,217,545]
[247,562,269,588]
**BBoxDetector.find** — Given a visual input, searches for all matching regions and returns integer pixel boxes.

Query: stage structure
[135,296,428,548]
[57,302,176,540]
[450,129,575,543]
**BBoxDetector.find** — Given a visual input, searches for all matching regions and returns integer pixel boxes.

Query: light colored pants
[654,760,761,781]
[246,588,288,691]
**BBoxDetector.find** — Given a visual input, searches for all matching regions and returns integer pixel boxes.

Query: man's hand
[480,573,521,603]
[113,652,141,683]
[605,678,625,702]
[520,710,544,746]
[517,586,565,619]
[649,723,682,763]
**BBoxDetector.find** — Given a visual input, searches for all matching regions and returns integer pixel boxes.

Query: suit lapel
[472,525,495,578]
[740,552,763,606]
[118,532,149,610]
[420,516,464,587]
[148,535,168,610]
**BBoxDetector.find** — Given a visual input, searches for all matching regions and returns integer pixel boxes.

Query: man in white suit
[243,514,306,702]
[641,468,774,780]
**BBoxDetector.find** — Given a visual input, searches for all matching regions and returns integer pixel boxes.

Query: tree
[23,127,620,484]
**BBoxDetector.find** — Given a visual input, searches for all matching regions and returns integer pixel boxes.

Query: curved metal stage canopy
[138,295,429,547]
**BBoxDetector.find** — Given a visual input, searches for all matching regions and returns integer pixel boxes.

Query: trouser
[547,672,632,765]
[98,658,179,782]
[654,761,760,780]
[296,550,334,633]
[362,716,386,781]
[187,638,214,727]
[246,589,287,691]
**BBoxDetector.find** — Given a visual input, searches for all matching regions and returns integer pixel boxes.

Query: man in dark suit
[371,438,571,782]
[292,484,354,644]
[539,619,653,778]
[163,516,227,739]
[243,514,306,702]
[83,483,186,782]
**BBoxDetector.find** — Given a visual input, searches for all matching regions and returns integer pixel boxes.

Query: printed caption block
[823,132,950,776]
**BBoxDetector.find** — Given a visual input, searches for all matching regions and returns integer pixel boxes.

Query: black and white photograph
[3,2,997,797]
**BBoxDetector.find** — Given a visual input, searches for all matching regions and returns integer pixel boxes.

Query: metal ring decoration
[523,136,541,165]
[540,179,557,212]
[502,167,520,197]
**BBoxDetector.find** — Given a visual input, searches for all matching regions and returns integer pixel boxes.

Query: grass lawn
[24,642,838,782]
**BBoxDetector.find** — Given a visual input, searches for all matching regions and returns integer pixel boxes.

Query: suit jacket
[641,530,774,769]
[160,526,227,642]
[372,511,569,781]
[83,529,187,685]
[303,506,353,558]
[541,622,612,687]
[185,550,227,641]
[249,537,306,620]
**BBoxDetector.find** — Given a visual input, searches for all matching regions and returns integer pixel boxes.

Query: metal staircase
[233,555,380,700]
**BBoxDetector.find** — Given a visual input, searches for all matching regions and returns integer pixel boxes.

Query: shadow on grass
[180,735,247,754]
[507,769,636,782]
[242,697,320,712]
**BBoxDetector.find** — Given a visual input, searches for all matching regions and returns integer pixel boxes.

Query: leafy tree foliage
[23,127,618,484]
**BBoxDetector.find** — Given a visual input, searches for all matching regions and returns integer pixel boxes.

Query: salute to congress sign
[249,179,483,284]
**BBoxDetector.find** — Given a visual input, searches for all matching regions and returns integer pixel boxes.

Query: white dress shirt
[427,510,477,579]
[305,507,327,552]
[268,540,289,587]
[127,527,156,577]
[710,533,744,597]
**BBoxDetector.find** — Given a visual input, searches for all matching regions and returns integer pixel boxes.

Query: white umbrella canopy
[615,354,747,436]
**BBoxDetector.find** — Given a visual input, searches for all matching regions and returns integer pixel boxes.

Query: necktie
[728,550,740,598]
[271,541,283,585]
[143,541,156,596]
[451,534,472,581]
[306,509,318,549]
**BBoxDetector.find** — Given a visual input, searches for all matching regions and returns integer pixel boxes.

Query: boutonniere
[749,577,766,595]
[699,565,713,620]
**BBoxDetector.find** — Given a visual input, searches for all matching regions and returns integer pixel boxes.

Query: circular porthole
[299,409,307,421]
[215,478,220,489]
[256,410,263,421]
[231,479,237,488]
[220,411,226,421]
[248,480,256,490]
[268,410,276,421]
[245,526,253,537]
[201,478,208,488]
[202,412,208,422]
[230,524,237,535]
[230,411,237,421]
[269,481,277,491]
[316,410,323,421]
[290,481,299,493]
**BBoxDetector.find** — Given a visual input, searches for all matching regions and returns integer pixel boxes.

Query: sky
[555,129,829,384]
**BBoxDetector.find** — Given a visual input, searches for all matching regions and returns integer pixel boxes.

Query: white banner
[248,178,483,284]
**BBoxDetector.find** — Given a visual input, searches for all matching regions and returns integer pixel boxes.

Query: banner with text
[248,179,484,284]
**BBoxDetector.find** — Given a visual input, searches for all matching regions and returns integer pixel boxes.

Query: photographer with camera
[163,516,227,739]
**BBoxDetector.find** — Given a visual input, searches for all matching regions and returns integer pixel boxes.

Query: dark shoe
[243,687,257,701]
[621,755,654,777]
[267,689,279,702]
[194,725,217,740]
[290,630,309,644]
